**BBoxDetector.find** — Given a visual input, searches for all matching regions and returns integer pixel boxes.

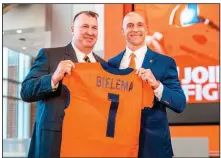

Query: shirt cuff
[51,79,59,91]
[154,81,164,101]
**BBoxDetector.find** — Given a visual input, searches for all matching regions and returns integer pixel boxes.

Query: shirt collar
[125,45,147,58]
[72,42,94,60]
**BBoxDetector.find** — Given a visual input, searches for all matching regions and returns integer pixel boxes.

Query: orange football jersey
[60,63,154,157]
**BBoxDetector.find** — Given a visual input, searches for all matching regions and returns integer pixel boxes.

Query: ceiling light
[18,38,26,41]
[16,30,22,34]
[22,47,27,50]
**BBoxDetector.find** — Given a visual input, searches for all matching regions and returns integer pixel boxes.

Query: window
[3,47,33,139]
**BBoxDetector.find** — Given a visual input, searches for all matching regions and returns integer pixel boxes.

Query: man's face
[72,14,98,50]
[122,13,147,47]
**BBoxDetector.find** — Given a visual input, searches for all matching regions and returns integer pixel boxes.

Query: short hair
[73,11,99,24]
[123,11,148,26]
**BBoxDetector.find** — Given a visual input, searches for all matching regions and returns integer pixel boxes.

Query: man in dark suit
[108,12,186,158]
[20,11,105,158]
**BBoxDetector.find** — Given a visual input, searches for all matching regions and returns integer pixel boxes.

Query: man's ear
[121,27,124,36]
[145,25,148,35]
[71,26,74,35]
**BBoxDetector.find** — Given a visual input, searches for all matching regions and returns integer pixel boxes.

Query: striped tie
[83,55,91,63]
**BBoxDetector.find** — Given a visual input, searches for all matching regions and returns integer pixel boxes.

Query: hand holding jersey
[136,67,160,90]
[52,60,75,85]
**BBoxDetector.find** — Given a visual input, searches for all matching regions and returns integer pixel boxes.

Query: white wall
[50,4,72,47]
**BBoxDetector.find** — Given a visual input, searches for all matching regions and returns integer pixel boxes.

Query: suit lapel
[142,48,156,70]
[115,50,126,68]
[64,43,78,62]
[108,50,125,68]
[93,52,105,63]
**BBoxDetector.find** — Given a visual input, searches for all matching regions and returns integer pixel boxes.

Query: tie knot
[83,55,91,63]
[130,53,136,59]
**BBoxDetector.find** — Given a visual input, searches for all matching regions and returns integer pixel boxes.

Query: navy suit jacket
[108,48,186,158]
[20,43,105,158]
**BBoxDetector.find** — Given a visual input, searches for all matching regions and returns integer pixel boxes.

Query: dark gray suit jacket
[20,43,105,158]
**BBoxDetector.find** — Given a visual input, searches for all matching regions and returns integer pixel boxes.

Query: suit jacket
[108,48,186,158]
[20,43,105,158]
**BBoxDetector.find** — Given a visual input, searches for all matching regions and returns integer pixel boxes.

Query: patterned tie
[129,53,136,69]
[83,55,91,63]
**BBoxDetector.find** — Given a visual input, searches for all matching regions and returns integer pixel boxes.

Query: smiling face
[122,12,147,51]
[71,13,98,53]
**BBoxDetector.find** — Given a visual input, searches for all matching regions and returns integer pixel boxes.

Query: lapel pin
[149,60,153,63]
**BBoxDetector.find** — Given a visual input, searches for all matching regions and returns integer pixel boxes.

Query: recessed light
[16,30,22,34]
[22,47,27,50]
[18,38,26,41]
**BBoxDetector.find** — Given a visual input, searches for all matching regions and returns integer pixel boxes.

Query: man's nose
[87,28,95,35]
[133,25,139,32]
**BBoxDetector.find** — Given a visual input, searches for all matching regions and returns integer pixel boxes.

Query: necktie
[129,53,136,69]
[83,55,91,63]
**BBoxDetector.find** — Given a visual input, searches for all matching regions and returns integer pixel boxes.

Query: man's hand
[52,60,75,85]
[136,68,160,90]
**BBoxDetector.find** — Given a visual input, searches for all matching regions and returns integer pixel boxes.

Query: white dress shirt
[51,43,96,89]
[72,43,96,63]
[119,45,164,101]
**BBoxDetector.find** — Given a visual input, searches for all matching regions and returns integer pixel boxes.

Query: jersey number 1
[106,93,119,138]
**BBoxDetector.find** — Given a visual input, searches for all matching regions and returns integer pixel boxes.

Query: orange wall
[104,4,125,60]
[104,4,219,153]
